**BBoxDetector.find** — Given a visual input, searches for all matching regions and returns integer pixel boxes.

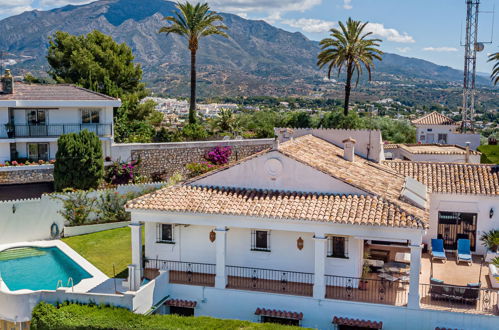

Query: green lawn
[62,227,134,278]
[478,144,499,164]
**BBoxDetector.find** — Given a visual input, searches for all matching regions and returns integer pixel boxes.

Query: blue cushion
[467,283,480,288]
[432,251,446,258]
[431,278,444,284]
[458,253,472,260]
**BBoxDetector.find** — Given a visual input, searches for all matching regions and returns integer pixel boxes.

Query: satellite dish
[474,42,485,52]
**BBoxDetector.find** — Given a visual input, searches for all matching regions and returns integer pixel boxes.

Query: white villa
[0,69,120,162]
[412,111,481,149]
[125,129,499,329]
[384,143,481,163]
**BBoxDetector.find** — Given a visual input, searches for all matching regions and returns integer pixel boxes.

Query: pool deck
[0,240,108,294]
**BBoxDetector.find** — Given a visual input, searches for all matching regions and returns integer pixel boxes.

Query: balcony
[146,258,499,314]
[0,124,112,139]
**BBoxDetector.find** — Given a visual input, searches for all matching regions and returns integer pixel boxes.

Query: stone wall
[123,139,275,180]
[0,165,54,185]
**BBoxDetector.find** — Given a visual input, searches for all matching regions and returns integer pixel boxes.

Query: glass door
[27,143,49,161]
[437,212,477,251]
[26,109,47,136]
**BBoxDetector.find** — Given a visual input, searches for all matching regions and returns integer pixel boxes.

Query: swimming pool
[0,246,92,291]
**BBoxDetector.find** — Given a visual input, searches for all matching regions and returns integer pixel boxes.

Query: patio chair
[431,239,447,263]
[457,239,472,266]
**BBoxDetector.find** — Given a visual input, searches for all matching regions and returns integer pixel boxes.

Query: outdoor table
[395,252,411,263]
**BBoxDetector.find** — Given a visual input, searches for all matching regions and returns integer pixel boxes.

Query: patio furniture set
[365,252,411,284]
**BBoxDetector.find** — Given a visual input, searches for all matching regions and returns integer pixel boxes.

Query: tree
[159,2,228,124]
[317,18,383,115]
[47,30,145,98]
[489,52,499,85]
[211,108,239,134]
[54,130,104,191]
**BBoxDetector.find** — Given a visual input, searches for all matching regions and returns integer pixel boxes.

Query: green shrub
[96,191,131,223]
[54,190,96,226]
[185,162,217,177]
[31,302,301,330]
[54,130,104,191]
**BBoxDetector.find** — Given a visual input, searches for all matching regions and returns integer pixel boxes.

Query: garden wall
[111,139,274,179]
[0,165,53,185]
[0,182,164,245]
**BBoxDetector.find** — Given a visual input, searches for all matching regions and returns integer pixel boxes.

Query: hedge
[31,302,303,330]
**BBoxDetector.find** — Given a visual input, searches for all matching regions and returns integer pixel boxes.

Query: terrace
[0,123,112,138]
[145,249,498,315]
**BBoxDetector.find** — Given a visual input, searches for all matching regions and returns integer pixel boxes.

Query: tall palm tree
[159,2,228,124]
[489,52,499,85]
[317,18,383,115]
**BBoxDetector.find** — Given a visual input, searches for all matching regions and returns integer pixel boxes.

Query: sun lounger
[457,239,472,266]
[431,239,447,263]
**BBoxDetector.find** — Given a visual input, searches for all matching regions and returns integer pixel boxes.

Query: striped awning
[165,299,197,308]
[255,308,303,320]
[333,316,382,329]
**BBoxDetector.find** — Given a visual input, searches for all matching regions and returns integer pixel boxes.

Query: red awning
[255,308,303,321]
[165,299,197,308]
[333,316,383,329]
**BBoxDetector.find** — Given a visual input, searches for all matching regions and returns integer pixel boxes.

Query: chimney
[342,137,356,162]
[1,69,14,94]
[465,141,470,163]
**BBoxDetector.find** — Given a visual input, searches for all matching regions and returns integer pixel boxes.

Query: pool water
[0,247,92,291]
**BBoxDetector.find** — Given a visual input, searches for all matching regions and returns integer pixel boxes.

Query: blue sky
[1,0,497,72]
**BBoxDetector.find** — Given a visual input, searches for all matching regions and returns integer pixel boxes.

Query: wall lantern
[297,237,304,250]
[209,230,216,243]
[490,208,494,219]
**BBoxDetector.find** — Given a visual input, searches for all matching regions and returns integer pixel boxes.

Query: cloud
[365,23,415,43]
[0,0,33,17]
[207,0,323,14]
[423,47,458,52]
[396,47,411,53]
[39,0,95,7]
[281,18,336,33]
[343,0,353,10]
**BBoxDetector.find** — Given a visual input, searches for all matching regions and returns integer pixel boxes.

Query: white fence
[0,182,165,244]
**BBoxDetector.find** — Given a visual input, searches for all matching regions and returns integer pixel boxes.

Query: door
[426,133,435,143]
[26,109,47,136]
[437,212,477,251]
[27,143,49,162]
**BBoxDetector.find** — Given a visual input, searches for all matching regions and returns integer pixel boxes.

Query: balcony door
[26,109,47,136]
[27,143,49,162]
[437,211,477,251]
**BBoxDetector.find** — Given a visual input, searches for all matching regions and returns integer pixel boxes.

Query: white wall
[426,193,499,254]
[0,143,10,162]
[448,133,481,150]
[167,284,499,330]
[398,149,481,163]
[8,107,113,125]
[145,223,364,278]
[193,151,368,195]
[416,125,481,150]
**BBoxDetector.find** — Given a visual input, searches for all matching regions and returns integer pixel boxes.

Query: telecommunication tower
[462,0,482,133]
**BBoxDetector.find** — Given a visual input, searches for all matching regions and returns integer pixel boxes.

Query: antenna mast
[462,0,481,133]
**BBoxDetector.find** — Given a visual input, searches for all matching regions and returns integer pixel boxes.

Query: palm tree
[489,52,499,85]
[159,2,228,124]
[317,18,383,115]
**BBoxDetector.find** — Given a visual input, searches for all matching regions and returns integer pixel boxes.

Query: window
[169,306,194,316]
[437,134,447,143]
[156,224,174,243]
[262,316,299,326]
[427,128,433,132]
[420,135,425,141]
[327,236,348,258]
[81,109,100,124]
[27,143,49,161]
[251,230,270,251]
[26,109,46,125]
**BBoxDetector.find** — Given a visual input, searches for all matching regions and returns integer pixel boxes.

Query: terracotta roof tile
[383,161,499,195]
[126,185,427,229]
[165,299,197,308]
[411,111,456,125]
[0,82,117,101]
[333,316,382,329]
[255,308,303,320]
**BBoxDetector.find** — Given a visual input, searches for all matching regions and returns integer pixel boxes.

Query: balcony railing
[325,275,409,306]
[0,124,112,138]
[420,283,499,315]
[147,259,216,287]
[226,265,314,297]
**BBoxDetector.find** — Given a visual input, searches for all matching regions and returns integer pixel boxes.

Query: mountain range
[0,0,494,100]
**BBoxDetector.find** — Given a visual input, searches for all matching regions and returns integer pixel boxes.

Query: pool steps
[0,247,46,261]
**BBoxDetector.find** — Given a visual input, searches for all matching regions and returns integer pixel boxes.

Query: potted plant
[4,122,15,138]
[481,230,499,262]
[359,252,371,290]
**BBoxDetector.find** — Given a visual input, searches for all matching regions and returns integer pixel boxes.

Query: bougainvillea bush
[105,160,141,185]
[205,146,232,165]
